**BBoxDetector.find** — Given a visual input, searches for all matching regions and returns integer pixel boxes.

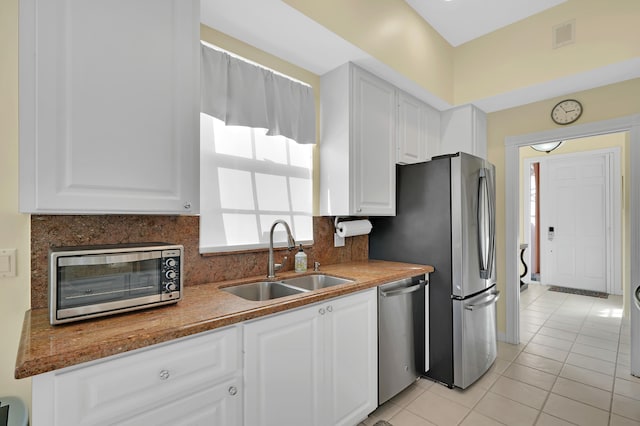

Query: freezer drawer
[452,287,499,389]
[378,275,428,405]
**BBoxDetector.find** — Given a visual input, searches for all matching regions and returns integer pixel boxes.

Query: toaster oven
[49,243,183,325]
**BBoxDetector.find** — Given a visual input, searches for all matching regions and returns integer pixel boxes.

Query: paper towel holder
[333,216,373,248]
[334,216,372,232]
[334,216,347,248]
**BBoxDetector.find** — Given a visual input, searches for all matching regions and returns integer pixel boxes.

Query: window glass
[200,114,313,253]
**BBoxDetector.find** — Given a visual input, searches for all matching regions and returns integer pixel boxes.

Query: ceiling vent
[553,19,575,48]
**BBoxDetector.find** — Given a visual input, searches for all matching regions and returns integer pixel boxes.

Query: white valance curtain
[200,43,316,144]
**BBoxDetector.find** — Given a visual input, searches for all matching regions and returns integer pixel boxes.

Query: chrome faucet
[267,220,296,279]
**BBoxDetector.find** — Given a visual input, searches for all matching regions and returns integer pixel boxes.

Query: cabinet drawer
[117,378,242,426]
[52,326,239,426]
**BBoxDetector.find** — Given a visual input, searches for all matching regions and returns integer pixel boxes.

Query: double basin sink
[222,274,354,301]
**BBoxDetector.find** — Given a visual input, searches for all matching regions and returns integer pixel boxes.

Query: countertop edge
[15,260,433,379]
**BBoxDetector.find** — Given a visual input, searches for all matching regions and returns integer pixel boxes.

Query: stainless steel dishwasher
[378,274,429,405]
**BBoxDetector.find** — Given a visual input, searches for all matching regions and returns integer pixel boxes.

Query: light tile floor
[360,284,639,426]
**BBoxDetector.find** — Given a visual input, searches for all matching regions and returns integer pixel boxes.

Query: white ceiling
[404,0,567,47]
[201,0,640,113]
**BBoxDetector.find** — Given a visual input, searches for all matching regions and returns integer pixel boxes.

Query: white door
[324,289,377,426]
[351,66,397,216]
[243,305,323,426]
[541,154,608,292]
[19,0,200,214]
[397,91,426,164]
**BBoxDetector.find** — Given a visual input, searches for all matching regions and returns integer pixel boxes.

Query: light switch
[0,249,16,278]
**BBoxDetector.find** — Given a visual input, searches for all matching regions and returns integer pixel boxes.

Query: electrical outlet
[334,233,345,248]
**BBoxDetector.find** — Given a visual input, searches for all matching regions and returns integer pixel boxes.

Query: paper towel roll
[336,219,372,238]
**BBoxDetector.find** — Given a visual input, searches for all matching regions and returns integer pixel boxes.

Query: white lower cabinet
[243,288,378,426]
[32,326,242,426]
[31,290,379,426]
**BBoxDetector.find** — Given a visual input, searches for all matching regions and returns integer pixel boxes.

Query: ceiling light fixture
[530,141,564,153]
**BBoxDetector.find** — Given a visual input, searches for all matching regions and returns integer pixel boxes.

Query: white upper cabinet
[320,63,397,216]
[439,104,487,159]
[19,0,200,214]
[397,90,441,164]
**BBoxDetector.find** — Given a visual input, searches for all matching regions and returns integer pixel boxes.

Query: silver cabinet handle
[326,305,333,312]
[159,369,170,380]
[184,202,191,210]
[380,281,425,297]
[228,386,238,396]
[319,308,325,315]
[464,291,500,311]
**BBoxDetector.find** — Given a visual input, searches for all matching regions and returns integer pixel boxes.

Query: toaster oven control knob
[165,258,177,268]
[165,270,177,279]
[166,282,177,292]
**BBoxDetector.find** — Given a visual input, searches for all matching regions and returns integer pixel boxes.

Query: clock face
[551,99,583,125]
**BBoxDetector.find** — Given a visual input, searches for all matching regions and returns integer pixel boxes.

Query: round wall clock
[551,99,583,125]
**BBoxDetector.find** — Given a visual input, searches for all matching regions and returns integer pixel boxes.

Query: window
[199,114,313,253]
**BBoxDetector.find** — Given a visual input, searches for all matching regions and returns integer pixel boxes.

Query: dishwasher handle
[380,280,426,297]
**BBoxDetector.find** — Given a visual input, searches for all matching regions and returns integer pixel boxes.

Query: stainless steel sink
[280,274,354,291]
[222,281,307,301]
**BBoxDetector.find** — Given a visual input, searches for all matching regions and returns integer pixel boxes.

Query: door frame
[504,114,640,345]
[522,148,622,295]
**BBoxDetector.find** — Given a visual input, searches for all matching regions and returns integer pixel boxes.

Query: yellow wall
[455,0,640,104]
[487,78,640,333]
[283,0,454,103]
[200,25,323,215]
[0,0,32,409]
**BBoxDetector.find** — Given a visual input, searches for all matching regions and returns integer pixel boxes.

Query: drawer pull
[319,308,325,315]
[326,305,333,312]
[228,386,238,396]
[159,369,170,380]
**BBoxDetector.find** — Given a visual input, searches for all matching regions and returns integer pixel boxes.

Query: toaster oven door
[56,254,162,311]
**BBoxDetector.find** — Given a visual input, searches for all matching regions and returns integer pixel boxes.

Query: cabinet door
[351,67,396,216]
[439,104,487,159]
[19,0,199,214]
[324,288,378,426]
[244,304,323,426]
[33,327,240,426]
[118,378,241,426]
[397,91,427,164]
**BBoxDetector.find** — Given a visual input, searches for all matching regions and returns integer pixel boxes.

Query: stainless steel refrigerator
[370,152,499,389]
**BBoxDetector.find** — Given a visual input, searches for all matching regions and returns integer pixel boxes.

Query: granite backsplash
[30,215,368,309]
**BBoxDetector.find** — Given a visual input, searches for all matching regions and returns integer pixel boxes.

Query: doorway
[504,114,640,346]
[520,141,623,296]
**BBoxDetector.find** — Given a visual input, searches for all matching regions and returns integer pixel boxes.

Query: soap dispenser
[294,244,307,273]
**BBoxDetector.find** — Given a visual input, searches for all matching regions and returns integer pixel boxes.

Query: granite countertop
[15,260,433,379]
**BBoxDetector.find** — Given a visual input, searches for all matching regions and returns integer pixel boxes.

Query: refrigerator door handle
[478,168,495,280]
[464,290,500,311]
